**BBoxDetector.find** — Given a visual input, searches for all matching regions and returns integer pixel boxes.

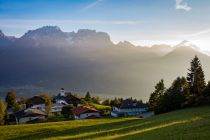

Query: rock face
[70,29,113,47]
[1,26,113,48]
[0,26,210,101]
[0,30,4,37]
[117,41,136,48]
[17,26,68,47]
[0,30,16,46]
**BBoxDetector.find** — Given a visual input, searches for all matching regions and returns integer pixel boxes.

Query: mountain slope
[0,30,16,46]
[0,26,113,48]
[16,26,68,47]
[0,26,210,100]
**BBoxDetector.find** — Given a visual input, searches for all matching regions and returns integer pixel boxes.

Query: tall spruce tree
[85,91,91,101]
[149,79,165,113]
[187,56,206,97]
[159,77,189,113]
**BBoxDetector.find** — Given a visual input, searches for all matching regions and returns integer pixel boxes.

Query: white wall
[31,104,45,111]
[79,112,100,119]
[51,104,64,113]
[55,99,68,105]
[112,107,148,116]
[111,112,118,117]
[30,103,65,113]
[18,117,40,124]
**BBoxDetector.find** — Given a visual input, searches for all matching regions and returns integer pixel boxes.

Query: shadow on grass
[110,117,203,140]
[112,119,204,140]
[8,115,203,140]
[54,120,154,140]
[62,117,201,140]
[8,118,145,140]
[60,120,191,140]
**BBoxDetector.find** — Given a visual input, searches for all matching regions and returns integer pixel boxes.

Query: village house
[27,95,46,110]
[12,108,46,124]
[73,106,100,119]
[50,103,65,115]
[6,104,27,124]
[111,99,148,117]
[27,95,66,115]
[54,88,82,106]
[22,88,82,116]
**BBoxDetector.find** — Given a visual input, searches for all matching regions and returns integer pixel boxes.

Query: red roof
[73,106,98,116]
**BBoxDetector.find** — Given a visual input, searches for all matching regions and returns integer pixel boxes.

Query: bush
[61,104,75,119]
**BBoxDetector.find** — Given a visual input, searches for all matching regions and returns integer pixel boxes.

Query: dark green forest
[149,56,210,114]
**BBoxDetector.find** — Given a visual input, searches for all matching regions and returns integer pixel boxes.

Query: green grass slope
[0,106,210,140]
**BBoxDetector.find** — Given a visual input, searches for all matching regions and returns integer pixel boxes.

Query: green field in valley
[0,106,210,140]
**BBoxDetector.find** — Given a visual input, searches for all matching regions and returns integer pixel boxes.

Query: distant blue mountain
[0,26,209,100]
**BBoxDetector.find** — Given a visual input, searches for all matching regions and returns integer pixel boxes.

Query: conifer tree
[159,77,189,113]
[85,91,91,101]
[149,79,165,113]
[187,56,206,97]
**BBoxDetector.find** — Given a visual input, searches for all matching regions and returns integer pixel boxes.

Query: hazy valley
[0,26,210,101]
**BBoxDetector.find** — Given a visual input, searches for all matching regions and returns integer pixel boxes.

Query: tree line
[149,56,210,114]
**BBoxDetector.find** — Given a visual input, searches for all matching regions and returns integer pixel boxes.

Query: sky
[0,0,210,51]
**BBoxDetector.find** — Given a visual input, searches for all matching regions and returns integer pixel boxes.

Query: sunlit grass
[0,106,210,140]
[89,102,111,110]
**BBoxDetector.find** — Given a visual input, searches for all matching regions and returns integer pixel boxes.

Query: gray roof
[120,99,148,109]
[13,108,46,118]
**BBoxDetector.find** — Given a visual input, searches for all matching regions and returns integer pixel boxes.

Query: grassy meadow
[0,106,210,140]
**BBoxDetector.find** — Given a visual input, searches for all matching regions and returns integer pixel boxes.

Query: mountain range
[0,26,210,101]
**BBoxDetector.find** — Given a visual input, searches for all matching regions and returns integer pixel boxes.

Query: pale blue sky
[0,0,210,50]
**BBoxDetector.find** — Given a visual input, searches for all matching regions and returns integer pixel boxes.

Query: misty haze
[0,26,210,101]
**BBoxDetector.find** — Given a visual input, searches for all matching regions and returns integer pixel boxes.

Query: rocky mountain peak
[175,40,200,51]
[22,26,64,39]
[0,30,5,37]
[117,41,136,47]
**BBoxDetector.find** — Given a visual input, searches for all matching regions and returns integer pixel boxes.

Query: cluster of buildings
[8,88,101,124]
[7,88,150,124]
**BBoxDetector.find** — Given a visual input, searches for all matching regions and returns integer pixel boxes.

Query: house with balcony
[111,99,148,117]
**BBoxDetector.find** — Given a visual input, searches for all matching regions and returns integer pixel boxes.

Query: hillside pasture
[0,106,210,140]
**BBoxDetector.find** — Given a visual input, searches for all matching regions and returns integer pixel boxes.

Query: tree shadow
[61,121,155,140]
[8,118,145,140]
[62,117,201,140]
[112,117,203,140]
[8,115,202,140]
